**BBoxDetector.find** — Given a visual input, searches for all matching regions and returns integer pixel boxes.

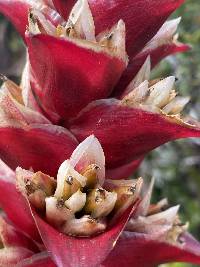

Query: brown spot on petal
[56,198,65,209]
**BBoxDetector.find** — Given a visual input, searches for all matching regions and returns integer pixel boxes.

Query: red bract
[103,231,200,267]
[31,204,136,267]
[26,34,126,121]
[70,99,200,168]
[0,124,78,176]
[0,212,55,266]
[52,0,76,18]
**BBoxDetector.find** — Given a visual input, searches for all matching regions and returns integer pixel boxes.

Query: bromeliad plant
[0,0,200,266]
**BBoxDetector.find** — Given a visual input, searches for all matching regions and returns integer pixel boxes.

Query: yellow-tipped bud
[81,164,100,188]
[85,188,117,218]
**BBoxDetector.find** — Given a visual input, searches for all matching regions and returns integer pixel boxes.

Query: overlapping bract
[0,0,200,266]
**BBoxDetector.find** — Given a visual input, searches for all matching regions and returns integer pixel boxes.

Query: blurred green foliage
[138,1,200,266]
[144,0,200,238]
[0,1,200,267]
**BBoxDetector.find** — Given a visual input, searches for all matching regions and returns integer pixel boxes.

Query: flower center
[16,164,142,237]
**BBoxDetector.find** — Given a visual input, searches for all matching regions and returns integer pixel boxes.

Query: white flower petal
[145,76,175,108]
[70,135,105,185]
[65,190,86,213]
[123,56,151,96]
[163,96,190,114]
[134,177,155,218]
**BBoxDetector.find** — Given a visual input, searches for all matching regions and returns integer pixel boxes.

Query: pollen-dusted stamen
[84,188,117,218]
[26,0,128,64]
[97,19,128,63]
[56,198,65,209]
[66,175,74,185]
[16,162,143,236]
[95,188,106,202]
[129,185,137,193]
[114,184,138,212]
[55,160,86,200]
[65,20,77,38]
[105,178,143,220]
[67,0,96,42]
[28,8,56,35]
[81,164,100,188]
[106,32,114,41]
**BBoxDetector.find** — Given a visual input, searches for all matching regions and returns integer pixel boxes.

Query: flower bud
[45,197,73,228]
[62,215,106,237]
[106,178,143,219]
[55,160,86,200]
[81,164,100,188]
[84,188,117,218]
[16,168,56,210]
[65,189,86,213]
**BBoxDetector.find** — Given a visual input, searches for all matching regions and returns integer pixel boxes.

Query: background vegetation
[139,1,200,266]
[0,1,200,266]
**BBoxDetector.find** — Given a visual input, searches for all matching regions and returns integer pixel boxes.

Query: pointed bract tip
[166,17,182,33]
[164,76,176,86]
[69,134,105,185]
